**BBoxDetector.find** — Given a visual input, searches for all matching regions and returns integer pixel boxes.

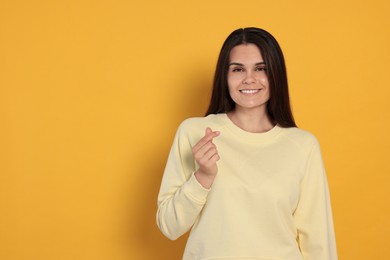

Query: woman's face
[227,43,270,113]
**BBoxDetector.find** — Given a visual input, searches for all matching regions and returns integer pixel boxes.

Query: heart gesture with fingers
[192,127,221,188]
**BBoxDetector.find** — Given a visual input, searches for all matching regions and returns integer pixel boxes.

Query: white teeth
[240,89,259,94]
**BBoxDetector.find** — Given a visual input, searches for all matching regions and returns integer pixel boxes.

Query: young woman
[156,27,337,260]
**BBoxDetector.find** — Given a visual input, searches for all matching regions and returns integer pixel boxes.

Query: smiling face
[227,43,270,113]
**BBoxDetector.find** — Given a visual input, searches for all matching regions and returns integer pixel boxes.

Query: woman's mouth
[240,89,260,94]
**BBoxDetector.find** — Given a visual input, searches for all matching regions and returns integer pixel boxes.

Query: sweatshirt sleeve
[156,122,210,240]
[293,139,338,260]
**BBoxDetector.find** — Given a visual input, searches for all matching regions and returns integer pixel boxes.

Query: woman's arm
[156,123,219,240]
[294,140,338,259]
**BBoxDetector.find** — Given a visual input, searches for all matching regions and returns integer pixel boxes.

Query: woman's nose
[242,71,256,84]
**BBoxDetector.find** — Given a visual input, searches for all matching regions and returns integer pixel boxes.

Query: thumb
[205,127,212,135]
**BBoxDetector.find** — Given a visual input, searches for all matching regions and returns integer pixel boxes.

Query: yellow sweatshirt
[157,114,337,260]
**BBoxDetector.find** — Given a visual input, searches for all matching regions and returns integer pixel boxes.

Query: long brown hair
[206,27,296,128]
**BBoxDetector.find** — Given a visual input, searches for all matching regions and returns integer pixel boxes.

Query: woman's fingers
[203,147,219,162]
[192,127,220,155]
[192,128,220,187]
[196,144,218,163]
[191,127,221,176]
[194,142,214,159]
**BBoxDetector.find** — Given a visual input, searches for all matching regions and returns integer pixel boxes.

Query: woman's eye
[232,67,244,72]
[255,67,267,71]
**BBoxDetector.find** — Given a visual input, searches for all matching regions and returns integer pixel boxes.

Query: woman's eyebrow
[229,61,265,66]
[229,62,244,66]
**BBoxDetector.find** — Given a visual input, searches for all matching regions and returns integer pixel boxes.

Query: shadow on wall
[125,69,213,259]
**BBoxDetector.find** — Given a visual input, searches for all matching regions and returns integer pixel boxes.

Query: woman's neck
[227,107,274,133]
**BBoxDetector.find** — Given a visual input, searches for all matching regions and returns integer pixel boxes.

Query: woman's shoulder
[179,114,223,130]
[174,114,224,142]
[280,126,320,149]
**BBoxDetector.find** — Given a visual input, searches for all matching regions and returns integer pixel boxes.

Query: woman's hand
[192,127,220,189]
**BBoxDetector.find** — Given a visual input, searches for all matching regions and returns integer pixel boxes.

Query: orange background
[1,0,389,259]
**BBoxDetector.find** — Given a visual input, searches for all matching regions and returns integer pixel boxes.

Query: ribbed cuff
[181,172,210,204]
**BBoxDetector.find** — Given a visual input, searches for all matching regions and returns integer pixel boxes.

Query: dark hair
[205,27,296,128]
